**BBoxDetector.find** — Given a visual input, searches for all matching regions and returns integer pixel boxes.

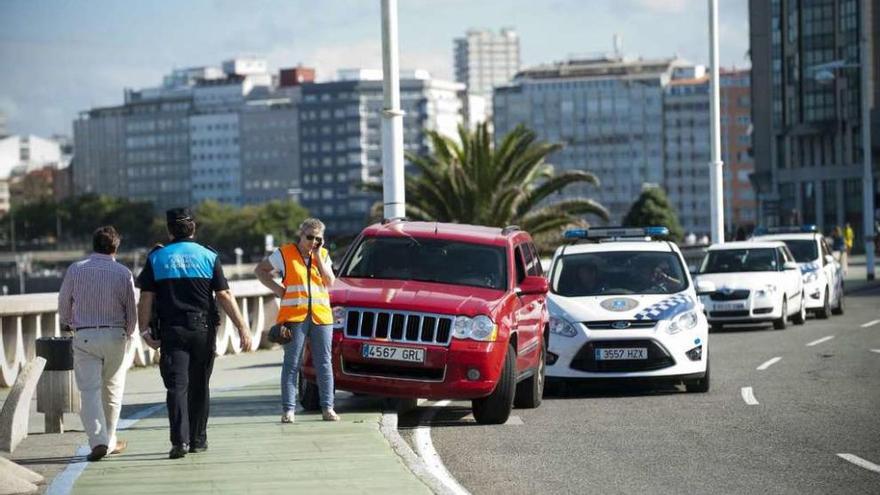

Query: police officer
[137,208,252,459]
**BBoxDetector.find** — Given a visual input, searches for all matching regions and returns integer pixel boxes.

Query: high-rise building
[494,56,685,224]
[73,58,311,211]
[298,70,464,236]
[664,68,757,235]
[750,0,878,240]
[454,28,520,98]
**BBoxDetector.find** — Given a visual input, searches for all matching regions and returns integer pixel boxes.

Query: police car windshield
[341,237,508,290]
[551,251,688,297]
[700,248,779,273]
[782,240,818,263]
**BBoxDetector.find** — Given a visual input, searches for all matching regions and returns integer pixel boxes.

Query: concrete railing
[0,280,278,387]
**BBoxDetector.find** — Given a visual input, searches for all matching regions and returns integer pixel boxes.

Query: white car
[751,226,844,318]
[545,227,710,393]
[696,241,806,330]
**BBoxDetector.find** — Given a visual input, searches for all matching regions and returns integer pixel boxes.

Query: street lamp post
[380,0,406,220]
[708,0,725,244]
[859,0,875,280]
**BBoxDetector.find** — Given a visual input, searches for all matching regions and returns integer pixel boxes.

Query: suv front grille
[710,290,750,301]
[344,308,453,346]
[570,339,675,372]
[583,320,657,330]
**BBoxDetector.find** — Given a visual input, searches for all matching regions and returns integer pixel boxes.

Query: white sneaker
[281,411,295,423]
[322,408,340,421]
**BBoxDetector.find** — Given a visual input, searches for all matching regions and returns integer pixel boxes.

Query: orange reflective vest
[276,244,332,325]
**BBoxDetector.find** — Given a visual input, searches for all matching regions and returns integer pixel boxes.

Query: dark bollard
[35,337,80,433]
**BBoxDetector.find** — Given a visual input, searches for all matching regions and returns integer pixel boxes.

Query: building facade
[454,28,521,98]
[298,71,463,236]
[750,0,878,243]
[0,134,64,213]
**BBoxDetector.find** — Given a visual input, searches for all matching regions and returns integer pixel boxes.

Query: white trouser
[73,327,130,451]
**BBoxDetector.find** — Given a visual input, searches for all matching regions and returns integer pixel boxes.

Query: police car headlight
[453,315,497,341]
[803,271,819,284]
[667,311,698,335]
[549,316,578,338]
[332,306,346,329]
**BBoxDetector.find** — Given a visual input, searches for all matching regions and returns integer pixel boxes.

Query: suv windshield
[341,237,508,290]
[700,248,779,273]
[781,240,818,263]
[551,251,688,297]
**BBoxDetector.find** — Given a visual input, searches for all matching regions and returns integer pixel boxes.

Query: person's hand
[273,286,285,299]
[141,332,161,350]
[238,329,253,351]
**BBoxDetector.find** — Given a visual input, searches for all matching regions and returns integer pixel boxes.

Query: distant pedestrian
[254,218,340,423]
[844,222,854,254]
[832,226,847,274]
[58,226,136,462]
[137,208,252,459]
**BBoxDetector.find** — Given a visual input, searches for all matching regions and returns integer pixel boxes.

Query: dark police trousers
[159,324,215,447]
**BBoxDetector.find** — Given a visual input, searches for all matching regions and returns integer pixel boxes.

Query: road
[400,285,880,494]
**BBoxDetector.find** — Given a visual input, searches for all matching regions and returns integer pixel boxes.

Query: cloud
[634,0,688,13]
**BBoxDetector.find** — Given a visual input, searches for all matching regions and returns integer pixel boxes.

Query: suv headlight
[549,316,578,338]
[755,284,777,298]
[803,271,819,283]
[667,311,698,334]
[452,315,497,341]
[332,306,346,329]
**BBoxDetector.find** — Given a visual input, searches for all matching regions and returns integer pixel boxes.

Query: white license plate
[362,344,425,363]
[715,302,746,311]
[595,348,648,360]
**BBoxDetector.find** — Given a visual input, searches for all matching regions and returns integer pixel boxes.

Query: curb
[379,408,461,495]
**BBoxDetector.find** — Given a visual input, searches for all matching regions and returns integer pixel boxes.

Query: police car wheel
[773,298,788,330]
[793,294,806,325]
[685,354,710,393]
[472,343,515,425]
[831,289,844,315]
[815,288,831,319]
[298,374,321,411]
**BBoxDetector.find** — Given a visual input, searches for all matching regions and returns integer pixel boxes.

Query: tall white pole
[380,0,406,220]
[860,0,875,280]
[708,0,725,244]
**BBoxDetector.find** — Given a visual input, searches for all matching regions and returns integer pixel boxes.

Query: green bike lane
[69,381,430,494]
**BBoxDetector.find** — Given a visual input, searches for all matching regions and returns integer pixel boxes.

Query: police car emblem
[719,287,734,295]
[610,321,631,329]
[601,297,639,312]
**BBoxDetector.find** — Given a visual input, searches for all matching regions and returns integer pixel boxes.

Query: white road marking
[870,349,880,354]
[837,453,880,474]
[757,357,782,371]
[860,319,880,328]
[413,400,471,495]
[741,386,759,405]
[806,335,835,347]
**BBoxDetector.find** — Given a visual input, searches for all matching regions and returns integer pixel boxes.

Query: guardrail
[0,280,278,388]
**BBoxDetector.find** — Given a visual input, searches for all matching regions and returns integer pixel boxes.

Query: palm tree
[367,122,608,249]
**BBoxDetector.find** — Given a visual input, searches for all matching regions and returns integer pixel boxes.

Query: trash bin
[36,337,80,433]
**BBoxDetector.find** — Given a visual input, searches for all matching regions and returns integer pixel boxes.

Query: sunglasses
[305,234,323,242]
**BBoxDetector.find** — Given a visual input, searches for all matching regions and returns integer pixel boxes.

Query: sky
[0,0,750,137]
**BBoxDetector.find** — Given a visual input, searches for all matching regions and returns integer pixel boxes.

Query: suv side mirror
[695,280,716,296]
[783,261,799,271]
[517,275,548,295]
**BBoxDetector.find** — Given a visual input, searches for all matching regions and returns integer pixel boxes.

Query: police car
[545,227,710,392]
[696,240,806,330]
[751,225,844,318]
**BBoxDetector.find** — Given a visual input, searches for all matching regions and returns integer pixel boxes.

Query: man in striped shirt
[58,226,137,462]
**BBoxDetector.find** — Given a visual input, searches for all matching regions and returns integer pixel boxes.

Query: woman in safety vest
[255,218,339,422]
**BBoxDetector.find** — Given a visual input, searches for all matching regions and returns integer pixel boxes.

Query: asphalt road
[400,286,880,495]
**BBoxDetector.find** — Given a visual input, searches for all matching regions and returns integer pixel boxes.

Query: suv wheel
[298,373,320,411]
[815,287,831,319]
[773,298,788,330]
[792,293,806,325]
[472,343,516,425]
[514,340,545,409]
[685,353,710,393]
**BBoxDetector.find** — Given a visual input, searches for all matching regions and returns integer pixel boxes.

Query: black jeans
[159,325,215,447]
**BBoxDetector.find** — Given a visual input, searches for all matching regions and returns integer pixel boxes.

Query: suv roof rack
[501,225,520,235]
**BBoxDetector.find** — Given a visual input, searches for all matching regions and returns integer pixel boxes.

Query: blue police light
[755,224,818,235]
[563,229,589,239]
[644,226,670,237]
[800,224,818,233]
[564,226,669,240]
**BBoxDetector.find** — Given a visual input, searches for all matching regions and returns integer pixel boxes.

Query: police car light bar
[564,226,670,240]
[754,224,818,235]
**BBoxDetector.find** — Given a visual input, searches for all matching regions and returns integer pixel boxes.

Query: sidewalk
[842,254,880,294]
[6,349,430,494]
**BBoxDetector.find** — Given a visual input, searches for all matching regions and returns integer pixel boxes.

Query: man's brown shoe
[87,445,108,462]
[111,439,127,455]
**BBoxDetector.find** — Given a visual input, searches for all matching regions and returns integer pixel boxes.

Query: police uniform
[137,210,227,451]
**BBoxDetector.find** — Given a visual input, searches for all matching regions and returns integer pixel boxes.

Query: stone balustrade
[0,280,279,387]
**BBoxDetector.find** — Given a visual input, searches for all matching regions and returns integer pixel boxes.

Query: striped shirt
[58,253,137,335]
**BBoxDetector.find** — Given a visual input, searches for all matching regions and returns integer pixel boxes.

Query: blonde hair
[299,218,325,234]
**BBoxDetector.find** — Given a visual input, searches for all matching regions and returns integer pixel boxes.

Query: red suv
[301,220,549,424]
